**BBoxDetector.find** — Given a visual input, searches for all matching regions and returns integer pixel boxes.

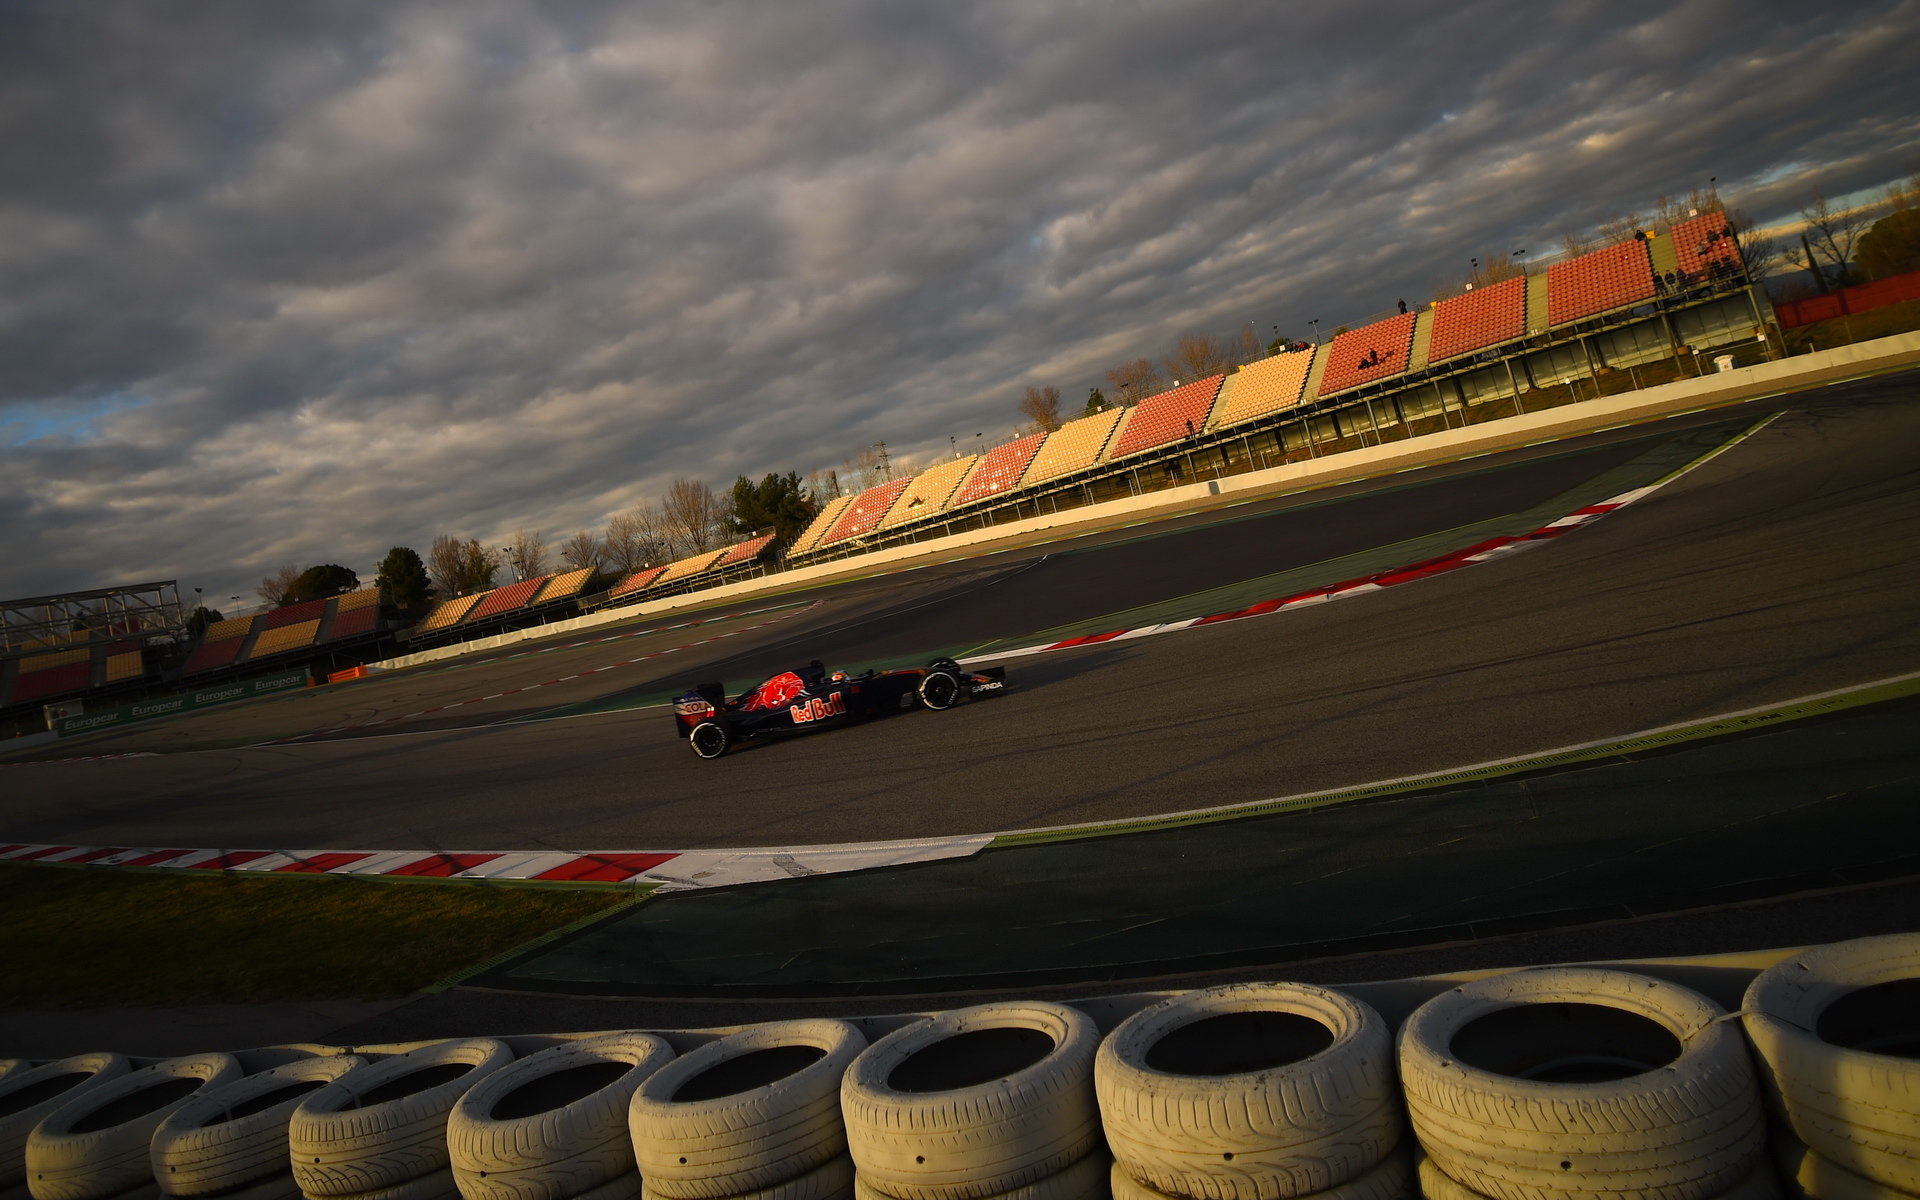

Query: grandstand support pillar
[1505,359,1527,414]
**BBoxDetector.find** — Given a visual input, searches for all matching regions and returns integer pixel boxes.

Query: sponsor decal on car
[969,679,1004,692]
[788,693,847,723]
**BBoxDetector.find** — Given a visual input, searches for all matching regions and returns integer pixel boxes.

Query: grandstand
[1021,408,1126,488]
[880,456,978,530]
[1108,376,1225,460]
[786,206,1764,565]
[1,580,186,716]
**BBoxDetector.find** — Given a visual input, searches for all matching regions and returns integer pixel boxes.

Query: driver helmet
[830,671,848,683]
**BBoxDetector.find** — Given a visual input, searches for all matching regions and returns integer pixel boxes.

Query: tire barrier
[840,1002,1100,1200]
[1398,966,1767,1200]
[26,1052,243,1200]
[1741,932,1920,1195]
[151,1054,367,1198]
[1096,982,1401,1200]
[12,934,1918,1200]
[0,1054,131,1189]
[449,1033,674,1200]
[290,1039,512,1199]
[629,1019,864,1200]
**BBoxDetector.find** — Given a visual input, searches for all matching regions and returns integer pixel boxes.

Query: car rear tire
[689,722,731,759]
[917,672,960,711]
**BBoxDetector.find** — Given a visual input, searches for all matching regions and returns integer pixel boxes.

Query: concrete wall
[369,331,1920,675]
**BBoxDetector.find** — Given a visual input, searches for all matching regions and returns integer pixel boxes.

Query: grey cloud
[3,0,1917,602]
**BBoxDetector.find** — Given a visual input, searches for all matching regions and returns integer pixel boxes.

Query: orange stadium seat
[325,605,378,640]
[413,592,484,634]
[246,618,322,660]
[880,456,978,529]
[822,478,914,545]
[712,534,775,569]
[1318,313,1418,397]
[1547,239,1656,326]
[1021,408,1126,487]
[104,650,143,683]
[948,432,1047,508]
[11,660,94,703]
[788,495,855,556]
[1212,349,1315,428]
[203,615,257,643]
[263,597,328,630]
[15,648,89,674]
[1667,211,1744,279]
[1108,376,1225,459]
[183,634,249,674]
[334,587,381,613]
[466,576,549,622]
[654,549,728,585]
[609,566,671,598]
[1427,275,1529,364]
[533,568,594,603]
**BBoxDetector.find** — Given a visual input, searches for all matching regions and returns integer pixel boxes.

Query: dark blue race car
[672,657,1006,758]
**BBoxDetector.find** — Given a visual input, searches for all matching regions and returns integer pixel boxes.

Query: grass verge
[0,864,631,1009]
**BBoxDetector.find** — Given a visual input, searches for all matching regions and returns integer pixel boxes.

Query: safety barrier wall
[53,669,311,737]
[366,332,1920,674]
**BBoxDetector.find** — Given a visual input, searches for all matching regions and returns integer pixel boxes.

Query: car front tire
[918,671,961,711]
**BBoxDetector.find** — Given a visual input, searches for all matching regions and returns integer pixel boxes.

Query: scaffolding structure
[1,581,187,657]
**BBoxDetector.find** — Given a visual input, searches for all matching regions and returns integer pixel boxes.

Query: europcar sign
[55,669,309,736]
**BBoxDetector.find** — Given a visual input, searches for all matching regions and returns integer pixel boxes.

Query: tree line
[242,472,825,618]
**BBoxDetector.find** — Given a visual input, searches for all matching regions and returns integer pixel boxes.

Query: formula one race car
[672,657,1006,759]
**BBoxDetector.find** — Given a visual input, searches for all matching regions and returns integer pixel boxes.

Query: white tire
[291,1040,512,1198]
[1742,933,1920,1193]
[27,1053,242,1200]
[856,1153,1105,1200]
[1398,966,1764,1200]
[314,1167,462,1200]
[449,1033,673,1200]
[840,1002,1100,1200]
[575,1174,644,1200]
[151,1055,366,1197]
[0,1054,131,1187]
[631,1020,865,1200]
[1415,1153,1488,1200]
[1115,1151,1411,1200]
[1096,982,1402,1200]
[1771,1129,1906,1200]
[648,1156,852,1200]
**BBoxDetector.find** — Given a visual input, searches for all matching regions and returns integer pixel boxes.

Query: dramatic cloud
[2,0,1916,602]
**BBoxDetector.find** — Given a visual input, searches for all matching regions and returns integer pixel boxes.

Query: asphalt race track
[7,374,1920,871]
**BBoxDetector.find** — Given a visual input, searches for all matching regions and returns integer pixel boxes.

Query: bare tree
[256,564,303,608]
[1883,169,1920,213]
[1799,189,1871,288]
[603,504,673,574]
[1164,334,1231,385]
[560,529,602,573]
[1018,385,1063,433]
[1596,210,1649,247]
[504,528,549,580]
[838,445,890,494]
[428,535,500,597]
[1725,206,1783,282]
[1104,359,1163,407]
[662,478,728,556]
[1233,324,1262,366]
[805,467,843,503]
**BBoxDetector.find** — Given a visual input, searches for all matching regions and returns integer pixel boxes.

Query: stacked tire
[26,1052,243,1200]
[290,1038,513,1200]
[629,1019,866,1200]
[0,1054,131,1193]
[1741,933,1920,1199]
[1096,982,1408,1200]
[1398,966,1773,1200]
[447,1032,675,1200]
[150,1054,366,1200]
[840,1002,1104,1200]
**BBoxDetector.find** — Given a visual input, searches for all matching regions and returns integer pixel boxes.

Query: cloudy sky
[3,0,1916,607]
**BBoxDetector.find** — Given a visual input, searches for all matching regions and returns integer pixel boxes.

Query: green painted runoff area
[476,681,1920,998]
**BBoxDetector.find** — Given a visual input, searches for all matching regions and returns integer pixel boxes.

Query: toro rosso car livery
[672,657,1006,758]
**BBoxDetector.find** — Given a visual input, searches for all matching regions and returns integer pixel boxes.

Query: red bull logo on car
[742,671,808,711]
[789,693,847,723]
